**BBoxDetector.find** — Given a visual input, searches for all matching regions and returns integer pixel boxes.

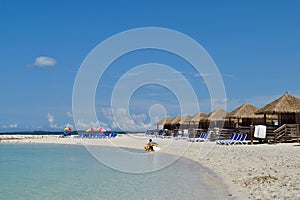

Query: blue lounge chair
[188,133,208,142]
[220,133,240,145]
[216,133,235,145]
[163,132,174,139]
[188,133,203,142]
[236,133,248,145]
[110,133,117,138]
[225,133,242,145]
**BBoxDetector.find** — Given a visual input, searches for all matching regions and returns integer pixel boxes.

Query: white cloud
[74,120,108,130]
[47,113,54,123]
[66,112,73,118]
[110,108,153,131]
[100,107,154,131]
[47,113,58,128]
[9,123,18,128]
[1,123,18,129]
[32,56,56,67]
[63,123,73,129]
[132,113,147,124]
[100,107,113,121]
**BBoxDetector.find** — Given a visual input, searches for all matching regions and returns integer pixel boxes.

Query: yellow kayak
[144,143,160,151]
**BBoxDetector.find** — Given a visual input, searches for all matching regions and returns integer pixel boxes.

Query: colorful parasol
[86,128,95,132]
[64,127,73,131]
[97,127,106,132]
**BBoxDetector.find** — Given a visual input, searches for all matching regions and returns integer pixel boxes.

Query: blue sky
[0,0,300,131]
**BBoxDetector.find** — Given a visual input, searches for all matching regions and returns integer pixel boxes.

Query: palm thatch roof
[169,115,181,124]
[256,93,300,114]
[179,115,192,124]
[189,112,208,122]
[155,117,172,125]
[229,103,262,119]
[208,109,228,121]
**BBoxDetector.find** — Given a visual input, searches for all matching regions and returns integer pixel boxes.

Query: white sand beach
[1,134,300,199]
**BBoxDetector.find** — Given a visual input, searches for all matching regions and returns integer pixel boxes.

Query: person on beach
[146,139,154,151]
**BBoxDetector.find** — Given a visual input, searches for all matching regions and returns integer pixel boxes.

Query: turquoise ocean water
[0,144,229,200]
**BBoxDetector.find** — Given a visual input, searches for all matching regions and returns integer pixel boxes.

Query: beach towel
[254,125,266,138]
[258,125,266,138]
[254,125,260,138]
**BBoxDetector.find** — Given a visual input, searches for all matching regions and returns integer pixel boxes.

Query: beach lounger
[188,133,208,142]
[162,132,174,139]
[99,133,107,139]
[221,133,241,145]
[77,133,85,138]
[110,133,117,138]
[188,133,203,142]
[216,133,235,145]
[175,134,188,140]
[226,133,242,145]
[236,133,248,145]
[156,132,164,138]
[144,130,152,136]
[198,133,208,142]
[225,133,248,145]
[176,131,190,140]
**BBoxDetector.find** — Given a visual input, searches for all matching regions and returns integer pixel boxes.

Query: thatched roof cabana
[179,115,192,124]
[228,103,267,128]
[208,109,228,121]
[256,93,300,114]
[189,112,208,122]
[229,103,261,119]
[155,117,172,125]
[256,93,300,126]
[188,112,209,129]
[163,115,182,130]
[207,109,231,129]
[169,116,181,124]
[178,114,192,129]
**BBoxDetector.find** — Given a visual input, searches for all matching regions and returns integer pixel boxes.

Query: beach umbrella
[86,128,95,132]
[97,127,106,132]
[64,127,73,131]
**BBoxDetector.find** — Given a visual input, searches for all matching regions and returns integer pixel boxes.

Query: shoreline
[1,134,300,199]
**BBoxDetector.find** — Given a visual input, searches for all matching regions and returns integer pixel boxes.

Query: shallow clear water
[0,144,228,200]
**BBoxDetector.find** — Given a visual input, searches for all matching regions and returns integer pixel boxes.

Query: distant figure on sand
[144,139,154,151]
[147,139,154,151]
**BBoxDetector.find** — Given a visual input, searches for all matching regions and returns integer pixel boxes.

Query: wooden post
[250,125,253,145]
[297,124,300,143]
[284,125,287,142]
